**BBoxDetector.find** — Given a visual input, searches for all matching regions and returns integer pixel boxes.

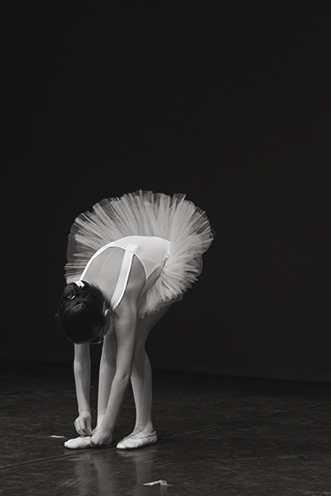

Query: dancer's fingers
[74,420,82,435]
[74,412,92,436]
[85,420,92,436]
[74,419,87,437]
[83,427,92,436]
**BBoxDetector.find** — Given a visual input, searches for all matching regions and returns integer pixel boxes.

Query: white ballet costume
[65,191,213,317]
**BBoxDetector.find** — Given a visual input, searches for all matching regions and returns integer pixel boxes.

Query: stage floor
[1,360,330,495]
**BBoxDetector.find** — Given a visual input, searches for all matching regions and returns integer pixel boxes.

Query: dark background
[4,1,330,382]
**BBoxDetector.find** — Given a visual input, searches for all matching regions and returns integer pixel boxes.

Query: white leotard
[79,236,170,309]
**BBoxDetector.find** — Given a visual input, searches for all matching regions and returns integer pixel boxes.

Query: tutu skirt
[65,191,213,316]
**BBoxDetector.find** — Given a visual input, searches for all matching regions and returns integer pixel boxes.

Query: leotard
[79,236,170,310]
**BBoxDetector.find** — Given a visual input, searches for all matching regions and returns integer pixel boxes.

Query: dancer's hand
[90,427,112,448]
[74,411,92,436]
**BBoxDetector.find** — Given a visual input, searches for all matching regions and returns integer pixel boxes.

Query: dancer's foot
[116,431,157,450]
[64,436,91,449]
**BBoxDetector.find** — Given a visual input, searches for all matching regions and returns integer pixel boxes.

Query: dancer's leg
[116,303,172,449]
[132,303,172,432]
[130,340,154,435]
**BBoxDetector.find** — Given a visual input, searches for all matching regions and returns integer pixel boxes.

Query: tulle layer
[65,191,213,316]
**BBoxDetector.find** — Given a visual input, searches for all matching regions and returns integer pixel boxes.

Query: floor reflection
[62,445,165,495]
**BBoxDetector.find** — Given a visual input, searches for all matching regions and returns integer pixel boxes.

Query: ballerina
[57,191,213,450]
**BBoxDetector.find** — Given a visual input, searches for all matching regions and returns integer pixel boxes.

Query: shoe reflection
[63,445,164,495]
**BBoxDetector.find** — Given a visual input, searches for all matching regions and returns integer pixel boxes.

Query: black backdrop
[4,1,330,382]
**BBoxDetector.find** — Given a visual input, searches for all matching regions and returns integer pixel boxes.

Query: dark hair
[58,281,107,344]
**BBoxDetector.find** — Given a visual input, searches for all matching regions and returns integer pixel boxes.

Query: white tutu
[65,191,213,316]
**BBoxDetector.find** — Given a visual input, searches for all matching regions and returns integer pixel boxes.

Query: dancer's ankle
[132,424,155,436]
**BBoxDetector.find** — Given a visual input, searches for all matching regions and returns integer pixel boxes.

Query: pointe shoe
[64,436,91,449]
[116,431,157,450]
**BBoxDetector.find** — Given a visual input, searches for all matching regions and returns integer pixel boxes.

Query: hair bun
[62,281,89,302]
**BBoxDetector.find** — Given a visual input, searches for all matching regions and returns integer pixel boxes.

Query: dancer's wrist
[96,414,105,427]
[78,408,91,415]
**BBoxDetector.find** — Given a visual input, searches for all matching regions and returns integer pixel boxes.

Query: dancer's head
[58,281,111,344]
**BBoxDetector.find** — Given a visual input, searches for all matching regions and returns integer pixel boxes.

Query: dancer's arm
[96,330,117,428]
[91,301,137,446]
[73,343,92,435]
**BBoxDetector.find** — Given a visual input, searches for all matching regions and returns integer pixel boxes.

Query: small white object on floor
[64,436,91,449]
[143,480,170,487]
[116,431,157,450]
[50,435,66,439]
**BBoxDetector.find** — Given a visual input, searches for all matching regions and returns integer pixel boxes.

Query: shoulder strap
[79,242,114,280]
[111,244,138,310]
